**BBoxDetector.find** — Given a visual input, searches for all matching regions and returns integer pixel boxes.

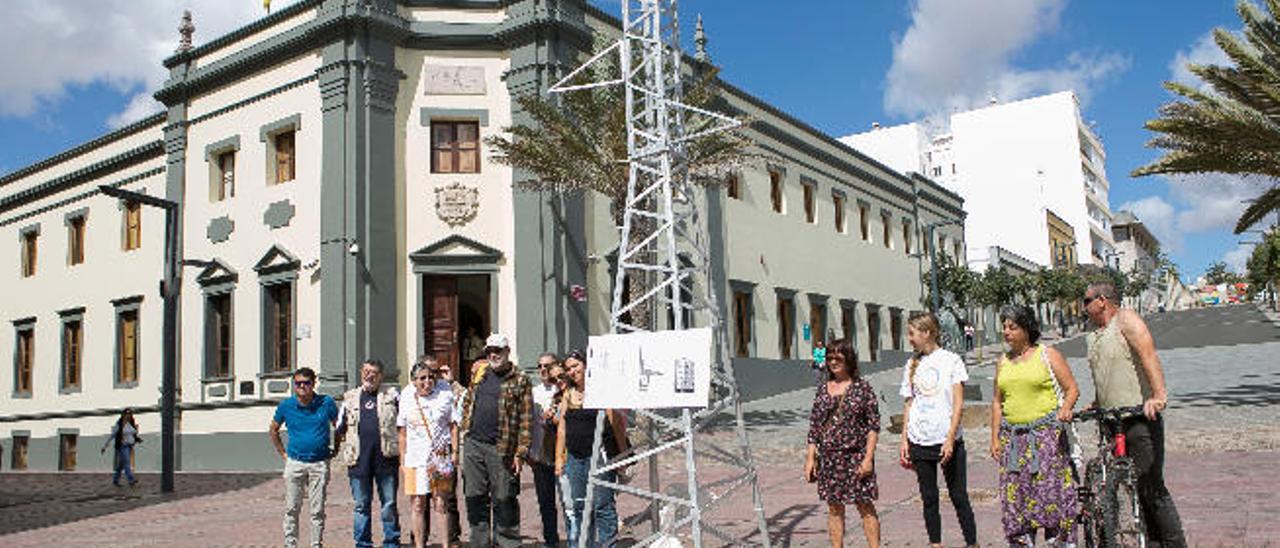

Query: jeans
[350,466,400,548]
[112,444,136,485]
[463,437,522,547]
[531,461,560,547]
[283,458,330,548]
[564,454,617,548]
[1121,416,1187,548]
[910,440,978,545]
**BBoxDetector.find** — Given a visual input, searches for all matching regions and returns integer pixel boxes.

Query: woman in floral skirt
[804,338,881,548]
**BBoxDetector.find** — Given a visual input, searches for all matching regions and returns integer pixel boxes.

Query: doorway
[422,275,490,386]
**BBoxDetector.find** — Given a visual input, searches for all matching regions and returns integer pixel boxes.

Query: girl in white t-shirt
[897,313,978,548]
[397,358,459,548]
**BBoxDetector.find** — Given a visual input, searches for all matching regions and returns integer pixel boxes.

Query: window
[777,294,794,359]
[921,227,930,256]
[123,201,142,251]
[14,325,33,395]
[68,216,85,265]
[840,303,855,343]
[21,231,37,277]
[117,309,139,385]
[865,305,881,363]
[890,310,903,351]
[62,317,82,391]
[882,213,892,249]
[431,121,480,174]
[832,193,846,233]
[802,182,815,223]
[732,289,752,358]
[726,173,741,200]
[215,151,236,201]
[264,283,293,373]
[931,166,942,177]
[664,255,694,330]
[769,171,784,213]
[939,235,946,257]
[11,435,28,470]
[809,299,827,349]
[902,220,912,255]
[954,242,963,265]
[206,293,233,379]
[58,432,77,471]
[859,203,869,241]
[273,131,296,184]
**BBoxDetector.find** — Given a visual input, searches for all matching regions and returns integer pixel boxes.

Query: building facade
[0,0,962,471]
[842,91,1117,271]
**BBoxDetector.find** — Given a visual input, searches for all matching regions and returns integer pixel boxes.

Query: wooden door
[424,276,459,378]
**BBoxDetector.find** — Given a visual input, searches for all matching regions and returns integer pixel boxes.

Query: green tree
[1204,261,1241,285]
[1245,230,1280,307]
[485,59,757,327]
[925,251,981,323]
[977,266,1023,309]
[1131,0,1280,233]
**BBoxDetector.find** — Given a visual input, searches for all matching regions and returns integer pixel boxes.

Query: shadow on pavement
[0,472,276,536]
[763,503,821,547]
[1176,382,1280,408]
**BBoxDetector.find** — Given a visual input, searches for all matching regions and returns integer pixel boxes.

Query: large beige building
[0,0,963,471]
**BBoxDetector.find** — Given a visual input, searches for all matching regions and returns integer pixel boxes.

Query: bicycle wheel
[1102,461,1146,548]
[1079,461,1106,548]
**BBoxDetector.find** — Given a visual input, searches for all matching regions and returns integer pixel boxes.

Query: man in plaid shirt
[459,333,533,547]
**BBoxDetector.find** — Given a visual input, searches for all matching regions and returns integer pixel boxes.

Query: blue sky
[0,0,1267,281]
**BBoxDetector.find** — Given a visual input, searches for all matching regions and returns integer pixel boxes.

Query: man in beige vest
[334,359,402,547]
[1083,283,1186,548]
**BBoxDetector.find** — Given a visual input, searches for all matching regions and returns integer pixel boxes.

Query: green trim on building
[420,107,490,127]
[0,113,164,188]
[0,142,165,213]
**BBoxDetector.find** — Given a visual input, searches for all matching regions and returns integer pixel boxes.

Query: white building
[0,0,962,471]
[842,91,1116,272]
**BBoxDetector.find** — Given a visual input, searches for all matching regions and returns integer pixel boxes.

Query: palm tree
[1132,0,1280,233]
[484,58,759,328]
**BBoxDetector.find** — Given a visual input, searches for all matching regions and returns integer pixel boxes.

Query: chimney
[871,122,881,130]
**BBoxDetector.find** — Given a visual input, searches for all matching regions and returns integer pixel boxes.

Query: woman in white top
[897,313,978,548]
[397,358,459,548]
[100,408,141,487]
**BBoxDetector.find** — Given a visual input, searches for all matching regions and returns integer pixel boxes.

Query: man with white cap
[458,333,533,547]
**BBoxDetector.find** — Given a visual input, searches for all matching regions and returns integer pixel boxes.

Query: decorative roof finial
[177,10,195,54]
[694,14,709,63]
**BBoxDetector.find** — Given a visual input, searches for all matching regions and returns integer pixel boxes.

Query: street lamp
[98,185,179,493]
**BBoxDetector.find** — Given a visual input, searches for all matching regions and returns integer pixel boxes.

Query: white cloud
[1118,195,1181,251]
[1170,31,1231,90]
[0,0,300,127]
[883,0,1129,118]
[1222,243,1254,274]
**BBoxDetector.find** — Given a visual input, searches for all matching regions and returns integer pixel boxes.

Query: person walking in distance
[399,357,460,548]
[898,313,978,548]
[531,353,564,548]
[269,367,340,548]
[990,305,1080,547]
[101,408,141,487]
[804,338,881,548]
[1083,283,1187,547]
[334,359,402,548]
[459,334,533,547]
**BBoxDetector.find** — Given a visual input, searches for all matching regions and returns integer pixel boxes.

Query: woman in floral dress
[804,338,881,548]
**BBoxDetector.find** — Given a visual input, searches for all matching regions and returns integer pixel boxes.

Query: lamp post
[99,185,180,493]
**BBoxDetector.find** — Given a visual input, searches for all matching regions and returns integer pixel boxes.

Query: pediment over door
[410,234,502,270]
[254,244,301,277]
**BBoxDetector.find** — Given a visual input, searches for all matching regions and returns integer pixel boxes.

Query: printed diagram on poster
[584,328,713,409]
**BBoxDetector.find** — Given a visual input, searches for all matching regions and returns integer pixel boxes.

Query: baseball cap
[484,333,510,351]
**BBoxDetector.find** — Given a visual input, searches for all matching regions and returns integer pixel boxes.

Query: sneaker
[128,480,138,487]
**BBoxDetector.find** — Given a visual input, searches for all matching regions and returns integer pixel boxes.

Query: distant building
[1112,210,1163,311]
[842,90,1117,271]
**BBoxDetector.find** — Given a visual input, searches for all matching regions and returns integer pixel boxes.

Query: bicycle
[1071,405,1147,548]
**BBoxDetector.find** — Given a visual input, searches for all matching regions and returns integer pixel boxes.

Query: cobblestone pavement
[2,312,1278,547]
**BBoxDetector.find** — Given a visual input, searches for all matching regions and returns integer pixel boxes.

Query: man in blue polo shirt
[270,367,340,548]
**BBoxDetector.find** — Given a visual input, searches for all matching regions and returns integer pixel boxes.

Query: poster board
[583,328,713,409]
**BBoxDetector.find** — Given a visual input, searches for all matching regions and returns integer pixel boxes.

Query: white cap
[485,333,510,350]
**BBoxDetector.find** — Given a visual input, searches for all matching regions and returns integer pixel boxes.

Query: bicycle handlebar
[1072,405,1146,424]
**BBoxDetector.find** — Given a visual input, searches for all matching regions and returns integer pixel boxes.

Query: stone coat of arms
[434,182,479,226]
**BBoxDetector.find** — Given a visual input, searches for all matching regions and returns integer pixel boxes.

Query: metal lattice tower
[549,1,771,546]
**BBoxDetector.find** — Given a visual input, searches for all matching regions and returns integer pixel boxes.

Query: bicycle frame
[1072,405,1147,548]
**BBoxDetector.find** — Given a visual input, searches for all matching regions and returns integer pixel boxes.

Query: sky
[0,0,1269,281]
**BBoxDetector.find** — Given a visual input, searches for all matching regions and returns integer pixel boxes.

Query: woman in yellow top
[990,304,1080,546]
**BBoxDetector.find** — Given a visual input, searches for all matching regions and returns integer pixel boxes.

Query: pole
[161,206,179,494]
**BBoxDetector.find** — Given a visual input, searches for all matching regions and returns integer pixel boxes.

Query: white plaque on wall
[435,182,480,227]
[424,65,487,95]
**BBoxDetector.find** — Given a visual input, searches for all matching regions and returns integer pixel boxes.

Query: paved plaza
[2,305,1277,547]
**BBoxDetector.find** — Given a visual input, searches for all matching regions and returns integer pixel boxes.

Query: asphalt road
[1056,303,1280,357]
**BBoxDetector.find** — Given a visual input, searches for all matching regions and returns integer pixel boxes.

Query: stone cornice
[0,113,164,188]
[162,0,324,68]
[0,142,165,213]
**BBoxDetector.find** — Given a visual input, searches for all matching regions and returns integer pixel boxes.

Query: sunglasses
[294,380,314,387]
[414,375,431,382]
[1083,295,1101,307]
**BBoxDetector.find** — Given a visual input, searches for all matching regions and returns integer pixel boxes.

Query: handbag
[810,389,846,482]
